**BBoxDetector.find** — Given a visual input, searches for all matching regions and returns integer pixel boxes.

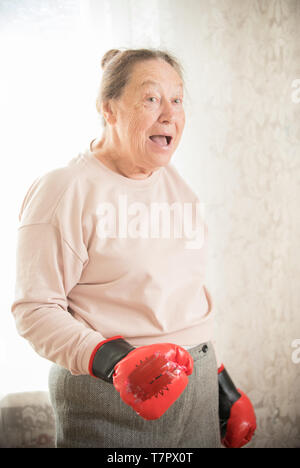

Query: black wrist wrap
[218,367,241,439]
[92,338,136,384]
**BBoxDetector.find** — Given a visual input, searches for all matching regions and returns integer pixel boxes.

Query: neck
[91,133,154,180]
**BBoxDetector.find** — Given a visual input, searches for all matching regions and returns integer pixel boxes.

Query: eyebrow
[140,80,183,89]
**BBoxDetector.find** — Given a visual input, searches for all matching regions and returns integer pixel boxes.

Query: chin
[150,151,174,168]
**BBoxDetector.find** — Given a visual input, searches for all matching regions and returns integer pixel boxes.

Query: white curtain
[1,0,299,448]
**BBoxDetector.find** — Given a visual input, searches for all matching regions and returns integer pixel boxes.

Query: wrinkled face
[108,59,186,170]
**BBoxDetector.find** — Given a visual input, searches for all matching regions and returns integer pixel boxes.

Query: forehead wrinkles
[139,79,183,91]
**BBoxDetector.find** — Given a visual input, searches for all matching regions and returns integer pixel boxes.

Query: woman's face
[107,59,186,172]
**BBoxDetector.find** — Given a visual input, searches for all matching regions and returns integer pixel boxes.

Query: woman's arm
[11,222,105,375]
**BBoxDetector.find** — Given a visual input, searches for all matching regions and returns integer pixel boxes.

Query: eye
[146,96,183,105]
[148,97,158,103]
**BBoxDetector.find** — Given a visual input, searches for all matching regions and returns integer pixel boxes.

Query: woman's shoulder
[18,152,88,226]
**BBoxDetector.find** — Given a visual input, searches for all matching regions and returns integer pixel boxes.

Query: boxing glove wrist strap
[90,336,135,383]
[218,366,241,405]
[218,365,242,439]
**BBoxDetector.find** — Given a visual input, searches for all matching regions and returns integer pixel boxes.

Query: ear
[101,100,117,125]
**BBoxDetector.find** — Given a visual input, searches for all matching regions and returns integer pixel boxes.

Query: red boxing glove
[89,337,193,421]
[113,343,194,420]
[218,364,256,448]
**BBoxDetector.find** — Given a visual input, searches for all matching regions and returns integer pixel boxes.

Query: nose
[158,99,176,124]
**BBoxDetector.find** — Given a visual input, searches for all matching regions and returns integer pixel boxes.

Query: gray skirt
[48,341,222,448]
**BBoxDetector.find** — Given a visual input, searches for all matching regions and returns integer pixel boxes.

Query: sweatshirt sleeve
[11,221,105,376]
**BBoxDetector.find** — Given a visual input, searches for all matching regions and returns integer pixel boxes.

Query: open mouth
[149,135,173,147]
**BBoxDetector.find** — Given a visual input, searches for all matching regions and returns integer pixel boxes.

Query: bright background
[1,0,300,447]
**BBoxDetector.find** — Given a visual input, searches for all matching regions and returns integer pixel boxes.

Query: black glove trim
[92,337,135,383]
[218,367,241,439]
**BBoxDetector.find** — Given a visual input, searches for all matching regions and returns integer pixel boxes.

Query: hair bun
[101,49,122,69]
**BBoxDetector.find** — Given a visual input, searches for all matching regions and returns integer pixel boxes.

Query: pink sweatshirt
[11,141,221,375]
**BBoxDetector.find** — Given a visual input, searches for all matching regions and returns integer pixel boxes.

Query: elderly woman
[11,48,256,449]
